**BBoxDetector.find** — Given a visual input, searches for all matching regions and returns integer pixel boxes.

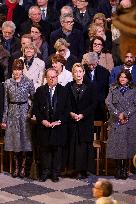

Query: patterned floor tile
[0,191,23,203]
[63,184,92,199]
[33,178,88,191]
[1,183,54,197]
[73,200,94,204]
[110,178,136,192]
[113,192,136,204]
[4,198,41,204]
[0,173,27,189]
[124,189,136,196]
[29,191,86,204]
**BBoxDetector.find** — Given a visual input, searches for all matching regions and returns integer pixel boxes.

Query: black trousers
[40,145,62,175]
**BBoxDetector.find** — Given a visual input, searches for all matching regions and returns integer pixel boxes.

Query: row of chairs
[0,121,108,176]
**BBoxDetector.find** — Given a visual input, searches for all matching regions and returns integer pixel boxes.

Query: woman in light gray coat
[106,70,136,179]
[1,59,35,178]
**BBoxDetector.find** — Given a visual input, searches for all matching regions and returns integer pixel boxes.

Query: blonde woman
[20,42,45,90]
[66,63,97,178]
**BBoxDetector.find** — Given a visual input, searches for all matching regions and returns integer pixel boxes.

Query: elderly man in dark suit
[73,0,95,35]
[50,13,84,61]
[82,51,110,121]
[20,6,52,43]
[33,68,70,182]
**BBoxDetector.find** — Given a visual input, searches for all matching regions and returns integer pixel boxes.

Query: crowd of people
[0,0,136,187]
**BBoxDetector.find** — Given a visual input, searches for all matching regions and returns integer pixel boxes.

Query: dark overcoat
[33,83,70,146]
[106,85,136,159]
[66,81,97,143]
[50,28,84,60]
[85,65,110,120]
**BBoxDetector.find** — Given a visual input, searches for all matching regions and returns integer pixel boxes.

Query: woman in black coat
[66,63,97,178]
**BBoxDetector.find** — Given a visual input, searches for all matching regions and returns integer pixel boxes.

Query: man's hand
[51,121,61,128]
[76,114,84,121]
[70,112,79,120]
[42,120,52,127]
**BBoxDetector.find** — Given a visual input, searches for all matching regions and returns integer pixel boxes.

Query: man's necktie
[89,71,93,81]
[41,9,46,21]
[49,88,53,107]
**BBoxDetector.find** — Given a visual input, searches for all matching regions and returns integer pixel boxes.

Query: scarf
[5,0,18,21]
[119,86,129,95]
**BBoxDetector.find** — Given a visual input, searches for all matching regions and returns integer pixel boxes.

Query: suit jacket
[0,36,21,78]
[33,83,70,146]
[66,81,97,142]
[73,7,94,34]
[110,65,136,85]
[85,65,110,120]
[50,28,84,60]
[20,57,45,90]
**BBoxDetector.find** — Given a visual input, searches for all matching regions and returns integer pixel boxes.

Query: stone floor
[0,173,136,204]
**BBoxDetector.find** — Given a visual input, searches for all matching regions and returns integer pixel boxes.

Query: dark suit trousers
[40,146,62,175]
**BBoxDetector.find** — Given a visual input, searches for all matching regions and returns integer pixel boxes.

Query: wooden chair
[93,121,108,176]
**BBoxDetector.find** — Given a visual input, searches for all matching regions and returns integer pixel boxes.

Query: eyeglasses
[93,43,102,46]
[63,20,74,24]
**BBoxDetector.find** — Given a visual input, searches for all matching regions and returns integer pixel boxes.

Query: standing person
[1,21,21,78]
[20,42,45,90]
[106,70,136,179]
[20,6,51,43]
[92,179,118,204]
[82,52,110,121]
[33,68,70,182]
[1,59,35,178]
[89,36,114,72]
[51,54,73,86]
[110,52,136,84]
[50,13,84,61]
[30,23,48,62]
[66,63,97,178]
[53,38,78,72]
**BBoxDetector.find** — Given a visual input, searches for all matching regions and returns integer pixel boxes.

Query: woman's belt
[9,101,28,105]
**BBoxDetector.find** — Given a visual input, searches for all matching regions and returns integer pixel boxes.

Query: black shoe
[120,168,128,180]
[76,171,88,180]
[39,174,49,182]
[51,174,59,182]
[114,168,121,179]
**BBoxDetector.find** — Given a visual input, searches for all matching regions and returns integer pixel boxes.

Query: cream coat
[20,57,45,90]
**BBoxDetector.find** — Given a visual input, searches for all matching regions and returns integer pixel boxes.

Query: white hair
[2,21,16,33]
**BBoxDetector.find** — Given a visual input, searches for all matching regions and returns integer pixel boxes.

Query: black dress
[66,81,97,173]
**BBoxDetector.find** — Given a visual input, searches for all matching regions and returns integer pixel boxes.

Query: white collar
[124,65,133,73]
